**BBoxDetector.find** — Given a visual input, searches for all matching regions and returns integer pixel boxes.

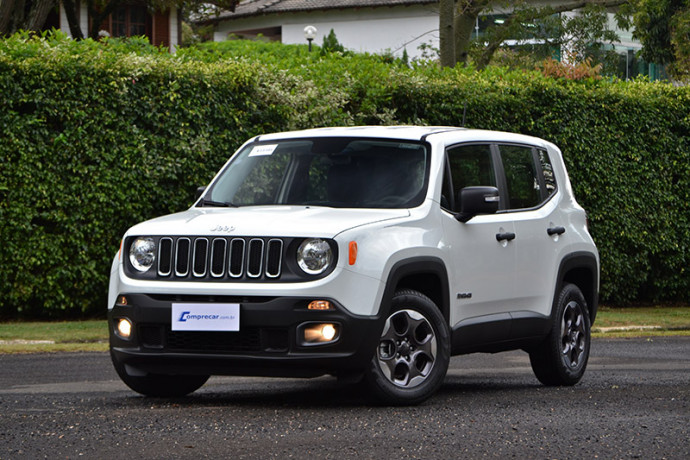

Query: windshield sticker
[249,144,278,157]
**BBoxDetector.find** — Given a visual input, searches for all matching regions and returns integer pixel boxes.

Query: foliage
[632,0,690,79]
[444,0,630,69]
[539,55,603,80]
[320,28,347,56]
[1,34,689,318]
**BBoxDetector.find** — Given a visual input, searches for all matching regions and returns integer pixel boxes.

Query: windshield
[203,137,429,209]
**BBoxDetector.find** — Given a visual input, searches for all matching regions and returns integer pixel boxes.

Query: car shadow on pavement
[106,373,542,409]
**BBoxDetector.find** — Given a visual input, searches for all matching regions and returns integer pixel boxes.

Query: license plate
[171,303,240,331]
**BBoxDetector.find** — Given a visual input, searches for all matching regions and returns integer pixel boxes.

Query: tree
[0,0,57,36]
[439,0,630,69]
[632,0,690,79]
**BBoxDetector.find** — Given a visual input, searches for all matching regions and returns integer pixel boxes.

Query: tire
[111,351,209,397]
[529,283,591,386]
[364,289,450,405]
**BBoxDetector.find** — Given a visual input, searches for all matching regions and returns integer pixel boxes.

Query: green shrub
[0,34,688,318]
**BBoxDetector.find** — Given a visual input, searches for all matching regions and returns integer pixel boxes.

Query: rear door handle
[547,226,566,236]
[496,232,516,242]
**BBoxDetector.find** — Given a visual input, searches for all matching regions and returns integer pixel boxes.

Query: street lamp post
[304,25,317,52]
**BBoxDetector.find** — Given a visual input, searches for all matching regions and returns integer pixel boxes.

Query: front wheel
[529,283,591,386]
[364,289,450,405]
[111,351,209,397]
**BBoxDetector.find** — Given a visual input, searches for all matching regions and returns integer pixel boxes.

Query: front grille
[156,237,284,281]
[167,329,262,352]
[138,324,289,353]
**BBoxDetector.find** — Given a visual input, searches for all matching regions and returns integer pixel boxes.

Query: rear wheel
[529,283,591,386]
[111,351,209,397]
[364,289,450,405]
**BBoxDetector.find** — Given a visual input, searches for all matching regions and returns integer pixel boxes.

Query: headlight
[129,237,156,272]
[297,238,333,275]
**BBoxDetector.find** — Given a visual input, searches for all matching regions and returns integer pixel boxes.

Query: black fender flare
[378,256,450,323]
[552,251,600,324]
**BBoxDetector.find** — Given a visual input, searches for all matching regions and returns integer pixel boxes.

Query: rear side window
[538,149,557,197]
[499,145,542,210]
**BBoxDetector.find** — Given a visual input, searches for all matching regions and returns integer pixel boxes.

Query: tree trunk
[0,0,15,35]
[87,0,120,40]
[62,0,84,39]
[454,1,484,66]
[0,0,24,35]
[24,0,56,32]
[439,0,455,67]
[1,0,57,35]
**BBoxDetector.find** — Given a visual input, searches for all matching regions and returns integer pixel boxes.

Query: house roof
[210,0,437,21]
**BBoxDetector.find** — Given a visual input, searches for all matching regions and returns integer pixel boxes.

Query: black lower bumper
[109,293,382,378]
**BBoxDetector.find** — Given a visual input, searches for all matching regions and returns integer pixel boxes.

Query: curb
[0,340,56,345]
[593,325,662,333]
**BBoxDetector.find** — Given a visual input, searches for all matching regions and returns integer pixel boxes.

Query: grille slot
[175,238,191,276]
[158,238,173,276]
[192,238,209,277]
[210,238,227,278]
[266,239,283,278]
[246,239,264,278]
[228,238,245,278]
[156,237,283,281]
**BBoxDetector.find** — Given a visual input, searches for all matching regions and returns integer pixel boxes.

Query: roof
[211,0,437,21]
[253,126,554,150]
[255,126,463,142]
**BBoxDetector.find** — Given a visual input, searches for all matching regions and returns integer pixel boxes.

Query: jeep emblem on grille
[210,225,235,232]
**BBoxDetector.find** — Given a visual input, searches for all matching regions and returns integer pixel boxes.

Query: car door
[441,143,517,337]
[496,144,563,321]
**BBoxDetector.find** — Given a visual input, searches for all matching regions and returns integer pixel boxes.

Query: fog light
[321,324,337,340]
[116,318,132,339]
[308,300,333,311]
[302,323,340,344]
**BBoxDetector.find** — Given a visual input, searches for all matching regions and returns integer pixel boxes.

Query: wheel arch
[554,252,600,324]
[379,257,450,323]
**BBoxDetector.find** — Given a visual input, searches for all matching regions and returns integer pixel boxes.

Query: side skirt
[451,311,550,355]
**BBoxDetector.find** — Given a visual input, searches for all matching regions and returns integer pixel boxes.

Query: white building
[207,0,439,59]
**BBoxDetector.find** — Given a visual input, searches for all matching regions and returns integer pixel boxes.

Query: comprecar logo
[178,312,221,322]
[172,303,240,331]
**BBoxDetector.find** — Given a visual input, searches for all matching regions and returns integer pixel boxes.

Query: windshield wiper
[198,198,238,208]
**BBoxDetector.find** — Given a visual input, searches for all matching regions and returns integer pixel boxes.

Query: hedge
[0,33,688,318]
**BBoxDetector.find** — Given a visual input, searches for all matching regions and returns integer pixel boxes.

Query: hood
[125,206,410,239]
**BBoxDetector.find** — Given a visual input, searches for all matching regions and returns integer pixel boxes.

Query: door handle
[496,232,516,242]
[547,226,566,236]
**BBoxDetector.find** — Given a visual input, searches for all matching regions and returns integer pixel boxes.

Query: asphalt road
[1,337,688,459]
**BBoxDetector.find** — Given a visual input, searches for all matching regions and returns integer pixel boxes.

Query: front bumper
[109,293,382,378]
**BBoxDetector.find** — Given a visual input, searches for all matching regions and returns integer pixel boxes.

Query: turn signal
[349,241,358,265]
[308,300,333,311]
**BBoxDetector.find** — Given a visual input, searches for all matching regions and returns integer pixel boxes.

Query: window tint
[499,145,541,210]
[446,144,496,211]
[209,139,428,209]
[448,144,496,189]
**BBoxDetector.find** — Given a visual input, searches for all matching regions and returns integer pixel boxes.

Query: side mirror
[455,186,500,223]
[195,186,206,201]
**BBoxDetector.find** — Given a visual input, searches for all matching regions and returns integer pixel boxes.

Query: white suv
[109,126,599,404]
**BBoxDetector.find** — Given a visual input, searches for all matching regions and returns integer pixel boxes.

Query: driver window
[446,144,496,212]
